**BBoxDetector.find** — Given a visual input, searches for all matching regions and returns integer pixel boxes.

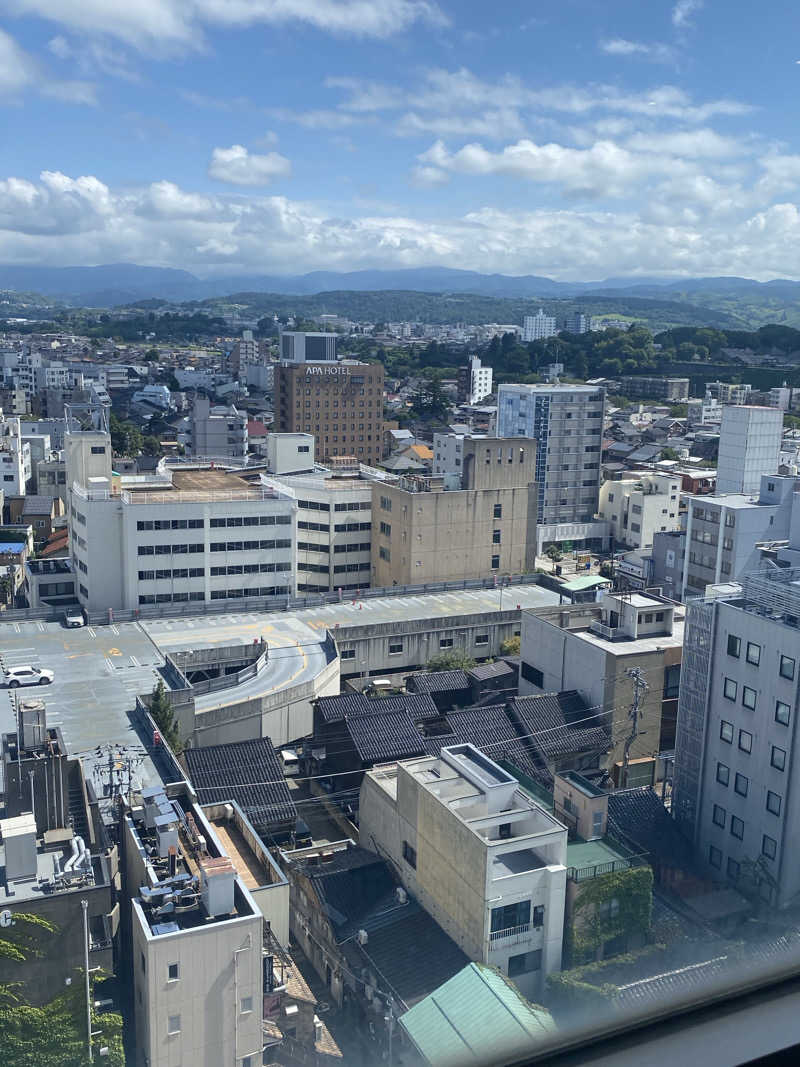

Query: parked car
[4,665,54,688]
[63,610,85,628]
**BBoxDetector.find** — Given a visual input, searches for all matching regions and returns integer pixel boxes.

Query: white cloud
[6,0,445,53]
[4,169,800,280]
[208,144,291,186]
[625,128,745,158]
[600,38,674,62]
[0,27,96,103]
[48,33,140,81]
[268,107,367,129]
[396,109,526,140]
[672,0,702,27]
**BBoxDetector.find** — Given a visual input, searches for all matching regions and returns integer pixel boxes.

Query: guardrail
[567,851,649,882]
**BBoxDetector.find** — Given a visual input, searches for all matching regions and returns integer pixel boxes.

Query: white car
[4,666,54,688]
[63,611,84,628]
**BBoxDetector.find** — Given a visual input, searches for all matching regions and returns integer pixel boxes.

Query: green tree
[660,447,680,460]
[545,544,563,571]
[500,635,520,655]
[141,435,161,457]
[426,649,476,671]
[668,404,688,417]
[144,348,160,362]
[149,680,182,753]
[570,866,653,964]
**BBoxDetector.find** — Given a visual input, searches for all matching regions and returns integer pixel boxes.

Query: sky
[1,0,800,281]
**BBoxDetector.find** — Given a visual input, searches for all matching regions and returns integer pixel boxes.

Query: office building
[769,385,792,410]
[371,437,537,587]
[598,473,681,550]
[522,310,557,343]
[687,394,724,428]
[359,743,568,998]
[496,383,606,536]
[706,381,752,405]
[519,591,684,779]
[190,395,248,460]
[561,312,589,335]
[66,430,295,612]
[458,355,493,405]
[673,567,800,907]
[274,359,384,466]
[123,786,264,1067]
[279,331,337,363]
[716,406,783,495]
[619,377,689,402]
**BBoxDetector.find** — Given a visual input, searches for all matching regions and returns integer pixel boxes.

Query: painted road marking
[87,627,97,638]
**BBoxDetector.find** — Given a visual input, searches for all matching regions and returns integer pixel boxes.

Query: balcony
[489,922,531,944]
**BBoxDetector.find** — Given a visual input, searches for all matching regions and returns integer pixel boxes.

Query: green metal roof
[561,575,612,592]
[398,962,556,1067]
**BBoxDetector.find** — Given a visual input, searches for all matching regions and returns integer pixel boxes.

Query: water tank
[19,701,47,752]
[0,813,38,883]
[199,857,236,917]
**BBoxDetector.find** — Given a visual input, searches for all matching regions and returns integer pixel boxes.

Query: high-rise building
[230,329,269,378]
[716,405,783,495]
[274,360,384,466]
[673,567,800,907]
[279,331,337,363]
[522,310,557,343]
[458,354,493,404]
[496,383,605,529]
[0,413,32,494]
[598,472,681,550]
[561,312,589,335]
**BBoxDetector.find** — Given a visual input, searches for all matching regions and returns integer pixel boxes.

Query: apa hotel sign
[304,365,348,375]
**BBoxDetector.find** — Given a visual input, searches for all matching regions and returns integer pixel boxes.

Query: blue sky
[1,0,800,280]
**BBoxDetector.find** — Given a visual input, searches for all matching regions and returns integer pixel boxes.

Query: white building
[522,310,557,343]
[597,473,680,550]
[561,312,589,335]
[687,394,724,428]
[67,431,295,612]
[673,567,800,907]
[706,381,752,405]
[191,396,248,460]
[769,384,791,411]
[496,383,606,544]
[279,331,337,363]
[0,414,32,494]
[132,383,172,410]
[716,405,783,495]
[463,355,493,404]
[359,744,568,999]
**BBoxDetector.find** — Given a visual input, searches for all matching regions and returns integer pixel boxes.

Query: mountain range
[3,262,800,308]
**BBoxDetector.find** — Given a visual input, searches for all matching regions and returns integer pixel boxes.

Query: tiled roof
[509,692,611,761]
[316,693,367,723]
[184,737,296,829]
[295,846,396,939]
[432,705,545,783]
[607,787,694,869]
[20,495,57,514]
[316,692,439,723]
[346,710,427,763]
[407,670,471,694]
[468,660,515,682]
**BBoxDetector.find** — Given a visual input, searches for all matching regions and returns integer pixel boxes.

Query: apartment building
[458,355,493,404]
[706,381,752,405]
[0,414,32,494]
[274,359,384,465]
[359,744,568,998]
[561,312,589,335]
[619,377,689,402]
[522,310,557,342]
[519,591,684,780]
[598,473,681,550]
[673,568,800,907]
[66,431,295,612]
[716,405,783,495]
[496,384,606,540]
[123,786,264,1067]
[190,395,248,460]
[371,436,537,587]
[230,329,270,377]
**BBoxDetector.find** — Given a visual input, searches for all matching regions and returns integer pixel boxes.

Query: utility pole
[82,899,93,1063]
[622,667,649,787]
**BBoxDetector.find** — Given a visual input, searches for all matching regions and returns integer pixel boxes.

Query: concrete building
[274,359,384,466]
[673,567,800,907]
[459,355,493,405]
[519,591,685,780]
[716,406,783,495]
[132,383,171,410]
[522,310,557,342]
[769,384,792,410]
[432,431,470,475]
[371,437,537,587]
[230,330,270,378]
[0,414,32,495]
[359,744,568,998]
[190,396,248,460]
[496,384,606,543]
[66,430,295,612]
[598,472,681,550]
[279,331,337,363]
[123,786,264,1067]
[36,454,68,505]
[619,377,689,402]
[706,381,752,405]
[687,394,724,428]
[561,312,589,335]
[265,431,314,476]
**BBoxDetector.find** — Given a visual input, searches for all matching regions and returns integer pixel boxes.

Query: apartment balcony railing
[489,922,531,944]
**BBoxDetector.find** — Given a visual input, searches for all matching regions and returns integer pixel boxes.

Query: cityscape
[4,1,800,1066]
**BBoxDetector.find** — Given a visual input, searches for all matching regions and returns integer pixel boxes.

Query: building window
[712,804,726,828]
[491,900,531,935]
[723,677,737,701]
[508,950,542,976]
[780,654,796,680]
[168,963,179,981]
[240,996,253,1014]
[775,700,791,726]
[734,772,749,797]
[727,635,741,658]
[521,662,544,687]
[388,641,403,655]
[475,633,489,645]
[380,496,392,512]
[439,637,454,649]
[738,729,752,754]
[491,555,500,569]
[767,791,782,816]
[493,503,502,518]
[762,835,777,860]
[727,857,740,881]
[771,745,787,771]
[532,905,545,928]
[340,649,355,660]
[709,845,722,869]
[746,641,761,666]
[719,720,734,743]
[379,521,391,536]
[742,686,757,711]
[168,1015,181,1035]
[379,546,391,562]
[730,816,744,840]
[716,763,729,786]
[402,841,417,868]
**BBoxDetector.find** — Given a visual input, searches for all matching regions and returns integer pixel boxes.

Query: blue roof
[0,542,26,554]
[399,962,555,1066]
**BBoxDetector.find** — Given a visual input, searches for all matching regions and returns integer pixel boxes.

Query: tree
[149,680,182,752]
[545,544,563,572]
[669,404,688,417]
[426,649,476,672]
[500,635,520,655]
[144,348,160,362]
[660,447,680,460]
[141,435,161,457]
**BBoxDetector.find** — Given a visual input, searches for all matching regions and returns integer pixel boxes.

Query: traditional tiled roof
[509,692,611,760]
[184,737,296,829]
[346,710,427,763]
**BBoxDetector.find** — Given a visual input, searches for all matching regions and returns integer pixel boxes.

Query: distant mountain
[2,261,800,309]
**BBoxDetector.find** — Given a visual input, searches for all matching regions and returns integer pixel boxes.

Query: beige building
[598,472,680,550]
[371,436,537,587]
[359,744,568,999]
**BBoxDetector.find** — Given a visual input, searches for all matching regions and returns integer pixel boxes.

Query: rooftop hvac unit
[199,857,235,917]
[19,701,47,752]
[356,929,368,946]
